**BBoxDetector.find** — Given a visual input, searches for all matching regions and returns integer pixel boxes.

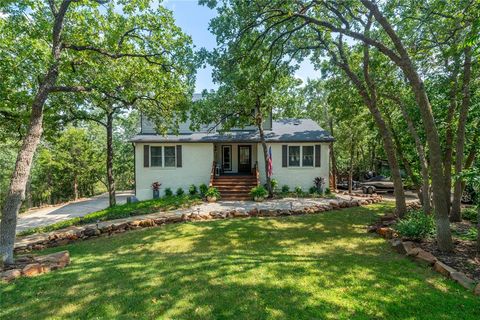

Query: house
[131,97,334,201]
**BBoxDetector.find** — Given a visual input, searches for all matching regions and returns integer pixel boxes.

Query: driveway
[16,191,133,233]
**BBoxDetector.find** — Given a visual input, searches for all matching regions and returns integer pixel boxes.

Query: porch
[213,143,259,175]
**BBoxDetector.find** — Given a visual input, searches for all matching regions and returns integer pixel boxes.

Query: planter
[254,196,265,202]
[153,190,160,199]
[206,196,217,203]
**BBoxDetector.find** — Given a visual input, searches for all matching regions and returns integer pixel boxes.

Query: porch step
[212,175,257,201]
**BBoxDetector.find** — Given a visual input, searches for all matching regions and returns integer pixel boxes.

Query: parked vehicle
[336,180,361,190]
[361,176,395,194]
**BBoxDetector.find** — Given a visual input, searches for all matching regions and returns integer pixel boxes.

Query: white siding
[135,143,214,200]
[257,142,330,191]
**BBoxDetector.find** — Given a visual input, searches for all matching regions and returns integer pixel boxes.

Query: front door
[238,145,251,173]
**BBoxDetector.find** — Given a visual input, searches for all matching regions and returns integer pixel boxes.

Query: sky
[163,0,318,93]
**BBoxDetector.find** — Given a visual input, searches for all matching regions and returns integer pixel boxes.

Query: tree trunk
[443,60,460,214]
[450,46,472,222]
[361,0,453,251]
[329,118,337,189]
[255,98,272,197]
[477,206,480,253]
[106,111,116,207]
[0,78,51,264]
[73,175,79,200]
[348,135,355,193]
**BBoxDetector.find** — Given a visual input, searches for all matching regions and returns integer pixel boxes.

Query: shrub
[309,186,318,195]
[325,188,331,195]
[271,178,278,191]
[250,185,268,199]
[164,188,173,197]
[199,183,208,196]
[176,188,184,196]
[281,185,290,193]
[294,186,303,195]
[189,184,198,195]
[204,187,220,199]
[395,210,435,240]
[462,207,478,223]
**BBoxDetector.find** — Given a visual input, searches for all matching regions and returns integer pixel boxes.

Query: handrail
[255,161,260,186]
[209,161,216,187]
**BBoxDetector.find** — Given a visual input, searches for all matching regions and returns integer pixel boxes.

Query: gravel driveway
[16,191,133,233]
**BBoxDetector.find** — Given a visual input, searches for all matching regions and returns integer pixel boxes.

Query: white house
[131,99,334,201]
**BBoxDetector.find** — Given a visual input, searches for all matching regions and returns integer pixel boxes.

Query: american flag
[267,146,273,177]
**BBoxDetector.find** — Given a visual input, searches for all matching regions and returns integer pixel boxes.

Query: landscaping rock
[84,227,100,237]
[474,283,480,296]
[377,227,393,239]
[390,239,406,254]
[402,241,416,255]
[433,261,456,277]
[450,272,476,290]
[1,269,21,282]
[22,263,43,277]
[37,251,70,269]
[413,249,437,266]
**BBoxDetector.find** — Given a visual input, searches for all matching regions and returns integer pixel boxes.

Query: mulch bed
[417,221,479,282]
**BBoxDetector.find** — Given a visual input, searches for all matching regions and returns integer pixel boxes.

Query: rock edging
[1,251,70,282]
[370,222,480,296]
[15,195,383,255]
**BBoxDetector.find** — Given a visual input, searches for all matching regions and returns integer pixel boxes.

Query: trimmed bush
[188,184,198,195]
[250,186,268,199]
[164,188,173,197]
[309,186,318,195]
[294,186,303,195]
[205,187,220,199]
[281,185,290,193]
[176,188,185,196]
[395,210,435,240]
[199,183,208,196]
[325,188,331,195]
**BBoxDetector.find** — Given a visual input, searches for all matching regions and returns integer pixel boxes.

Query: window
[151,147,162,167]
[302,146,314,167]
[288,146,300,167]
[164,146,176,167]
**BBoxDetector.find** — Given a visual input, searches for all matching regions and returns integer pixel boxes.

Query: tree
[0,0,195,264]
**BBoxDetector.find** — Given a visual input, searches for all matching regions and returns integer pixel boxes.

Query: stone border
[369,221,480,296]
[1,251,70,282]
[15,195,383,255]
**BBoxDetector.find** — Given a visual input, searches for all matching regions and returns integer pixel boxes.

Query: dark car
[337,180,361,190]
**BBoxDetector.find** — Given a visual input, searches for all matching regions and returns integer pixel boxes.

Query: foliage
[18,195,201,237]
[164,188,173,197]
[281,185,290,193]
[325,188,331,195]
[294,186,303,195]
[199,183,208,196]
[249,186,268,199]
[204,187,220,199]
[309,187,318,195]
[395,210,436,240]
[462,207,478,223]
[176,188,185,196]
[5,203,480,319]
[188,184,198,196]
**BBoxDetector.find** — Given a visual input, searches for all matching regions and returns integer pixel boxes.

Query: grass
[18,195,202,237]
[2,203,479,319]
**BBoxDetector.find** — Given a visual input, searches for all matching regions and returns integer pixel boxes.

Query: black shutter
[282,145,288,167]
[315,145,321,167]
[143,145,150,167]
[176,145,182,167]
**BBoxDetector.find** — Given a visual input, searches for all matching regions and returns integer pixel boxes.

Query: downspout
[132,142,136,197]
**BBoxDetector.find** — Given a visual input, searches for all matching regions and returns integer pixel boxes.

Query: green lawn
[18,195,202,236]
[2,203,478,319]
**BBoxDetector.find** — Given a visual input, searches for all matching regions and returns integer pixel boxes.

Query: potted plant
[205,187,221,202]
[152,182,161,199]
[250,185,268,202]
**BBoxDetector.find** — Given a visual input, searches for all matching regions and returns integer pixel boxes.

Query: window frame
[150,146,163,167]
[287,144,315,168]
[149,145,177,168]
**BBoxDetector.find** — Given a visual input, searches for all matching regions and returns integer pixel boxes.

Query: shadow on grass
[2,203,479,319]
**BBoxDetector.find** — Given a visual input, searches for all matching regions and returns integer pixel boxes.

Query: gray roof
[130,119,334,143]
